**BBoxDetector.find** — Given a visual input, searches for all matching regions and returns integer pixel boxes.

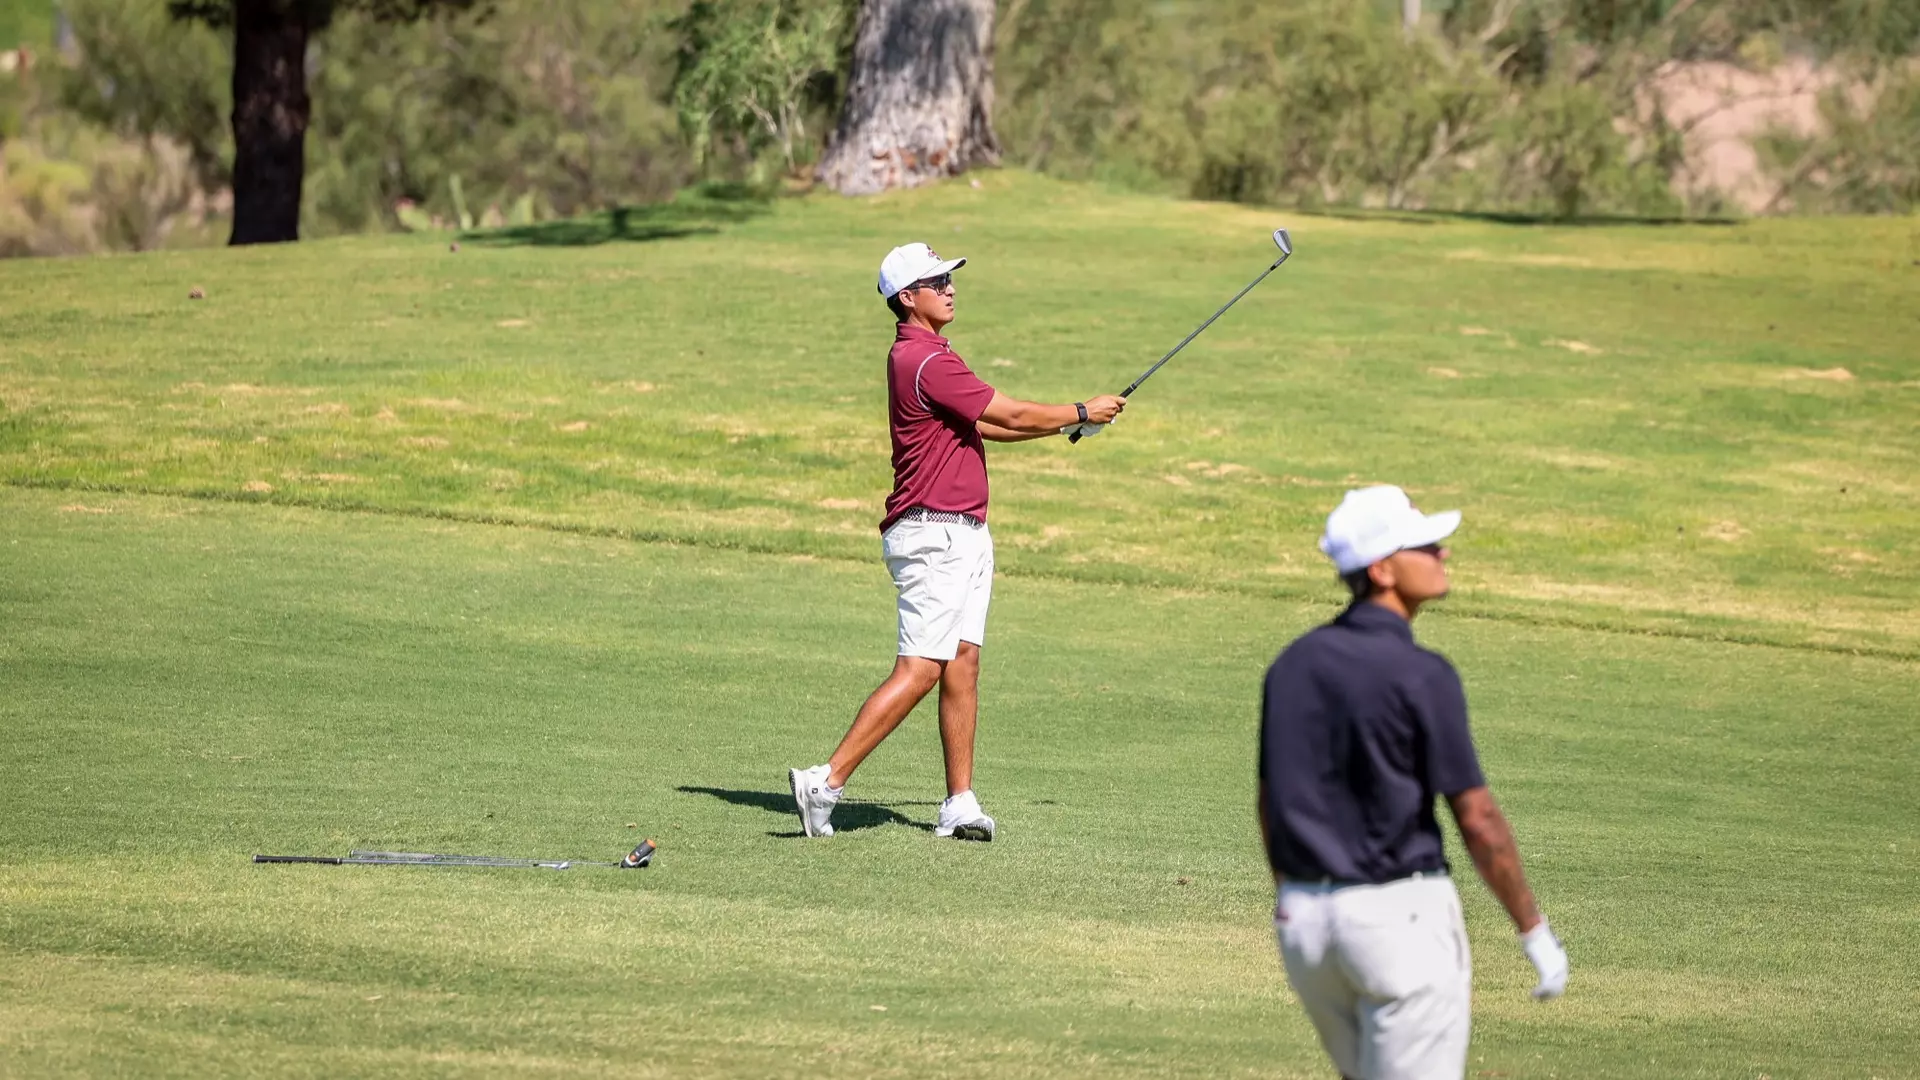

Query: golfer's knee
[952,634,983,668]
[895,655,944,694]
[940,653,975,684]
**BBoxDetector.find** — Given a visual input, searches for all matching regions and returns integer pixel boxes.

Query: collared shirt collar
[1336,600,1415,642]
[895,322,950,347]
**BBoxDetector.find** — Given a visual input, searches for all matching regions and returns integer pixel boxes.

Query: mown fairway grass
[2,174,1916,1078]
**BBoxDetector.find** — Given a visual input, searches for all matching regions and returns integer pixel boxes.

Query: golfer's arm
[1448,786,1543,934]
[978,392,1079,435]
[977,420,1056,442]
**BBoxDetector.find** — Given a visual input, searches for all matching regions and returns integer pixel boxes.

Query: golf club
[253,840,656,870]
[1071,228,1293,443]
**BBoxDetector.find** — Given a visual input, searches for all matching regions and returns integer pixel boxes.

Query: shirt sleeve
[1417,658,1486,796]
[915,351,996,423]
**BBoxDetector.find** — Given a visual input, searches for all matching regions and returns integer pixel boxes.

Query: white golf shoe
[789,764,840,837]
[934,789,995,841]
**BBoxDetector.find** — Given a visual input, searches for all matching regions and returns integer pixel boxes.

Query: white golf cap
[1318,485,1461,574]
[877,242,966,298]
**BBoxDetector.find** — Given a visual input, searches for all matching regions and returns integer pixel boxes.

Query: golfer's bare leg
[938,642,980,797]
[827,655,943,788]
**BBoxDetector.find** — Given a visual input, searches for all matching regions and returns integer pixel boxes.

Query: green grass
[2,174,1918,1077]
[3,175,1915,655]
[0,0,51,49]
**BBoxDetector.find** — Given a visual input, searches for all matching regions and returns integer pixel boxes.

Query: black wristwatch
[1074,402,1088,424]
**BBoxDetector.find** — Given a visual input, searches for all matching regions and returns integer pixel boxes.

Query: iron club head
[1273,228,1293,258]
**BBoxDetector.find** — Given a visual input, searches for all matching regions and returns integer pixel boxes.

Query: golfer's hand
[1520,920,1569,1000]
[1084,395,1126,424]
[1060,422,1106,438]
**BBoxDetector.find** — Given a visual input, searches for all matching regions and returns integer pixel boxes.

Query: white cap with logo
[1318,485,1461,574]
[877,242,966,298]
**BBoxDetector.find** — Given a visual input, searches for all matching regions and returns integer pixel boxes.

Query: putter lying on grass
[253,840,656,870]
[1071,227,1293,443]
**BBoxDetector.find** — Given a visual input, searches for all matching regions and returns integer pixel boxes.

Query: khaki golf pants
[1275,873,1472,1080]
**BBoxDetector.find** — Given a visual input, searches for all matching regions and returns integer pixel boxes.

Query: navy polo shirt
[1258,601,1486,884]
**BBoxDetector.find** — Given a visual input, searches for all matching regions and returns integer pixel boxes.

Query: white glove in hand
[1520,919,1569,1000]
[1060,422,1106,438]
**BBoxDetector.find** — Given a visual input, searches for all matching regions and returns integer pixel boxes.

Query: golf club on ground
[252,840,656,870]
[1071,228,1293,443]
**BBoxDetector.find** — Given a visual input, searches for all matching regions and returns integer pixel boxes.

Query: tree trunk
[229,0,311,245]
[816,0,999,196]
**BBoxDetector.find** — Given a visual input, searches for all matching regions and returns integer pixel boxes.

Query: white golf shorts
[882,516,993,661]
[1275,873,1472,1080]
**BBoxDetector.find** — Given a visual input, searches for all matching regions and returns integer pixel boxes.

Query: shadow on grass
[677,785,935,837]
[466,183,774,248]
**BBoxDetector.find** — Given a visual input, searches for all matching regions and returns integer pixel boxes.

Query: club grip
[253,854,344,864]
[1067,430,1083,444]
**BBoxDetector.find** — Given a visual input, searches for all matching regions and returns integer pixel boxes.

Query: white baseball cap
[877,242,966,298]
[1318,485,1461,574]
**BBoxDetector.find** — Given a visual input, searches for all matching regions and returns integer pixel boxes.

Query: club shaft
[1070,251,1288,443]
[350,850,608,868]
[256,852,611,868]
[351,850,545,863]
[1122,256,1285,397]
[360,857,559,867]
[259,853,545,867]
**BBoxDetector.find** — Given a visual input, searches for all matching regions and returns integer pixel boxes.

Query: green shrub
[36,0,693,244]
[55,0,230,187]
[997,0,1918,219]
[1757,61,1920,214]
[306,1,692,236]
[669,0,847,181]
[1185,1,1507,209]
[1,49,219,257]
[0,114,214,256]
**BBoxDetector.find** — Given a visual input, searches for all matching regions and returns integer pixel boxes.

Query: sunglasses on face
[907,274,953,293]
[1401,543,1447,558]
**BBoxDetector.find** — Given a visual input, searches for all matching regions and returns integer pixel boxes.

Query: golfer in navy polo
[1260,485,1569,1080]
[788,243,1126,840]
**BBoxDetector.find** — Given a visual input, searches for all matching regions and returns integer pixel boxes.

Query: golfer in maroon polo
[788,242,1126,840]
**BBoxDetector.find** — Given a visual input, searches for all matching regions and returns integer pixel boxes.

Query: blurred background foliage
[1,0,1917,255]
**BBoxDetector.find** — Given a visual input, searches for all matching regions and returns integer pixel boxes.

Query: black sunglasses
[906,274,953,292]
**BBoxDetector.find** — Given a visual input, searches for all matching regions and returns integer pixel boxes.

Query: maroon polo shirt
[881,323,997,533]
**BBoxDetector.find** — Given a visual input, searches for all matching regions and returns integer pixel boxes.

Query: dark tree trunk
[229,0,312,245]
[816,0,999,196]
